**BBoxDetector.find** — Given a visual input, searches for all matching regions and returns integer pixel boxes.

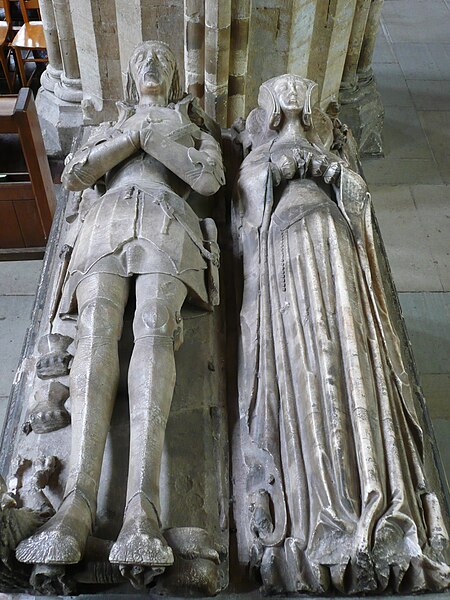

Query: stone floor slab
[0,295,34,397]
[0,396,9,437]
[393,42,450,81]
[418,111,450,184]
[373,62,414,107]
[399,292,450,374]
[431,419,450,485]
[406,79,450,111]
[363,157,442,186]
[0,260,43,296]
[370,185,443,291]
[381,105,434,159]
[383,0,450,44]
[421,374,450,420]
[373,23,397,64]
[410,184,450,290]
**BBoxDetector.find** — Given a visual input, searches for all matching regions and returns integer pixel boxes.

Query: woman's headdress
[258,74,318,130]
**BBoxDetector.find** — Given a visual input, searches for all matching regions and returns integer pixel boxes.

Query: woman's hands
[271,144,344,185]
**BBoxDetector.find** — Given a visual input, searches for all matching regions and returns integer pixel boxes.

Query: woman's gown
[233,140,450,594]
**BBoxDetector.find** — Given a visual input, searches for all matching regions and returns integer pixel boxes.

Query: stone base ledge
[35,88,84,158]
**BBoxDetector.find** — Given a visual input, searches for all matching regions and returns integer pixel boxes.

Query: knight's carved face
[129,43,175,104]
[273,76,307,115]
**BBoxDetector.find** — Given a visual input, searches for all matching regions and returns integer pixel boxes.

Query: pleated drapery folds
[234,151,450,594]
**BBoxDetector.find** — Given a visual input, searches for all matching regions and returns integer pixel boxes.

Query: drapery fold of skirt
[239,176,449,594]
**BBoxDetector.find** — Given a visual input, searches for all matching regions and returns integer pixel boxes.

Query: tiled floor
[0,0,449,497]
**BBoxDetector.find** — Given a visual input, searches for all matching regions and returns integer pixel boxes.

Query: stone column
[358,0,384,76]
[340,0,372,92]
[287,0,318,76]
[36,0,84,156]
[39,0,63,92]
[70,0,121,124]
[204,0,231,127]
[308,0,357,110]
[339,0,385,155]
[184,0,205,101]
[52,0,83,103]
[227,0,250,125]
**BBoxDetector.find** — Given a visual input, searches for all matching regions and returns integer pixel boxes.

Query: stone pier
[36,0,386,153]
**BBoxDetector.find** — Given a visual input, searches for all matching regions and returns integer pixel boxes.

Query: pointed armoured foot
[15,491,91,565]
[109,517,174,567]
[16,529,83,565]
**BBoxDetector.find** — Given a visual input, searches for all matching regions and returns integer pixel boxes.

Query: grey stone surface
[410,184,450,290]
[363,157,442,185]
[372,26,397,64]
[399,292,450,375]
[0,396,8,436]
[433,420,450,490]
[418,110,450,183]
[0,296,35,397]
[36,88,84,157]
[407,79,450,111]
[381,105,433,158]
[370,185,444,292]
[383,0,450,43]
[373,62,414,107]
[0,261,42,296]
[422,374,450,419]
[394,42,450,81]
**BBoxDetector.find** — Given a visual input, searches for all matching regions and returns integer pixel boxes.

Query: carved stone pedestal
[339,70,384,156]
[35,88,84,157]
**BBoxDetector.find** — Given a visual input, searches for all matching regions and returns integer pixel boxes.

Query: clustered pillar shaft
[36,0,386,154]
[38,0,63,92]
[358,0,385,80]
[52,0,83,103]
[184,0,205,101]
[339,0,385,155]
[204,0,231,127]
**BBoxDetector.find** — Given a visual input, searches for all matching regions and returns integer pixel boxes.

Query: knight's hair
[125,41,182,106]
[258,75,318,130]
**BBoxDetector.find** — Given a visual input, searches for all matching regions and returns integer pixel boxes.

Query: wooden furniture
[0,87,56,259]
[0,0,14,92]
[10,0,47,87]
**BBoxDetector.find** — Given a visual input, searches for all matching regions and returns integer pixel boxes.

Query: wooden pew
[0,87,56,259]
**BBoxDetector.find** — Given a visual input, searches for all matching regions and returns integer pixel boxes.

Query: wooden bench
[0,87,56,259]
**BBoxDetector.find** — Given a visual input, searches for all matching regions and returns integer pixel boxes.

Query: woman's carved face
[274,76,307,115]
[130,44,175,104]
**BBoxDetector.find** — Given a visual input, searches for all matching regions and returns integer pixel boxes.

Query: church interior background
[0,0,448,595]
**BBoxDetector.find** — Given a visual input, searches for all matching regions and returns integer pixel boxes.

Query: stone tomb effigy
[0,42,449,598]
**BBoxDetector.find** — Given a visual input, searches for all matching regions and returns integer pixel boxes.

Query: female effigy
[232,74,450,595]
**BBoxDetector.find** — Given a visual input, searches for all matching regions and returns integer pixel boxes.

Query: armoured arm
[62,130,140,191]
[140,127,225,196]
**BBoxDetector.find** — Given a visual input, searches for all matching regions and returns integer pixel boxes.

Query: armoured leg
[17,273,129,565]
[109,273,187,567]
